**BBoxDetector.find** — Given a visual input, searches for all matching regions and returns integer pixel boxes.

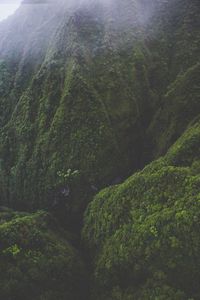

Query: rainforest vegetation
[0,0,199,299]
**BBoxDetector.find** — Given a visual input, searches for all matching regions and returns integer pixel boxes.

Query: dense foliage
[0,210,88,300]
[0,0,199,299]
[83,118,200,299]
[0,0,198,215]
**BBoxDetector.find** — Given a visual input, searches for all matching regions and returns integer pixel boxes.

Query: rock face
[0,0,199,299]
[0,0,198,214]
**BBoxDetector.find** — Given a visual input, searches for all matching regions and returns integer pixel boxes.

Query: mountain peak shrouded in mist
[0,0,199,215]
[0,0,158,62]
[0,0,199,299]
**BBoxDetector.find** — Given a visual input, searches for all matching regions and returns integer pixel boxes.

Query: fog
[0,0,156,26]
[0,0,158,62]
[0,0,21,21]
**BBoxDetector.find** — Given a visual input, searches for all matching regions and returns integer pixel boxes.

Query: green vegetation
[0,0,199,216]
[0,210,88,300]
[0,0,199,299]
[148,63,200,157]
[83,118,200,299]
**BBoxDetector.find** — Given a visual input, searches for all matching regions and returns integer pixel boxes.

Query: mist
[0,0,21,21]
[0,0,158,65]
[0,0,156,31]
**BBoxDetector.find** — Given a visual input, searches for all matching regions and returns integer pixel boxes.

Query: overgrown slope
[0,209,88,299]
[0,0,199,218]
[83,116,200,299]
[0,0,199,299]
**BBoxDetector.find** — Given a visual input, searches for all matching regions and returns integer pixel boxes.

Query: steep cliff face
[0,0,199,217]
[0,0,199,298]
[0,0,150,214]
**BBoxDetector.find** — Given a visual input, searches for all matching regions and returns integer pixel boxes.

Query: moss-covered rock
[83,118,200,299]
[0,210,88,300]
[0,0,199,298]
[0,0,199,218]
[148,63,200,157]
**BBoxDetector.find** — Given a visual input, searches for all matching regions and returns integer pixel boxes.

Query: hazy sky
[0,0,21,21]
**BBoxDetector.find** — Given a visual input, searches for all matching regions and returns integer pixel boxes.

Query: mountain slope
[0,0,199,217]
[83,116,200,299]
[0,209,88,299]
[0,0,199,299]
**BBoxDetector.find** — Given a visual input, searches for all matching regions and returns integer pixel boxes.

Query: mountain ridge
[0,0,199,299]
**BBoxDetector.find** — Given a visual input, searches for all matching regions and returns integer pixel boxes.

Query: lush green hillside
[0,209,88,299]
[0,0,199,299]
[83,117,200,299]
[0,0,199,216]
